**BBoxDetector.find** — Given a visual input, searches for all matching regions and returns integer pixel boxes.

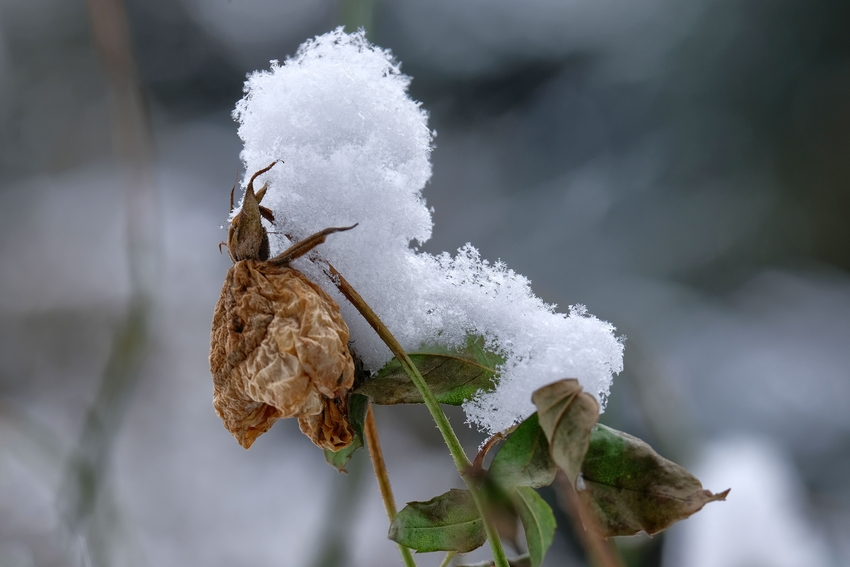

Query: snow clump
[232,28,624,435]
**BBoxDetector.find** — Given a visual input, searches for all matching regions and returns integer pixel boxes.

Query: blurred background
[1,0,848,565]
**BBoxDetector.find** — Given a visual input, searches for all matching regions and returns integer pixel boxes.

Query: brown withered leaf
[578,424,729,537]
[210,259,355,450]
[531,379,600,485]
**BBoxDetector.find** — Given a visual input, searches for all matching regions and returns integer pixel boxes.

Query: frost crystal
[232,28,624,434]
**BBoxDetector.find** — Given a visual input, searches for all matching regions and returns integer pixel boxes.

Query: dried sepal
[227,161,277,262]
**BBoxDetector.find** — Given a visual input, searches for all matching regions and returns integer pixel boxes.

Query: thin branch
[327,263,471,471]
[555,472,624,567]
[364,404,417,567]
[326,263,510,567]
[64,0,159,554]
[473,432,506,470]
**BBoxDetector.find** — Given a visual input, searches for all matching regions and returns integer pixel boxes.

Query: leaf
[579,424,730,537]
[355,335,504,406]
[489,413,557,489]
[389,489,486,553]
[323,394,369,472]
[531,379,600,484]
[512,487,556,567]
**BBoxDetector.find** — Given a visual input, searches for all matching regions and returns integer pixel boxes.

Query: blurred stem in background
[310,449,367,567]
[338,0,377,37]
[555,472,624,567]
[615,339,701,462]
[61,0,160,564]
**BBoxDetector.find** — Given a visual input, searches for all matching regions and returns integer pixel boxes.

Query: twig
[309,449,366,567]
[326,264,510,567]
[555,472,624,567]
[473,432,506,470]
[364,404,417,567]
[64,0,158,561]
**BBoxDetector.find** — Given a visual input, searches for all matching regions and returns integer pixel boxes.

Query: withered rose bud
[210,161,357,450]
[210,260,355,449]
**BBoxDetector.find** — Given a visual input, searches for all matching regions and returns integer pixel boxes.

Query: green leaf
[489,413,557,489]
[531,379,600,484]
[355,335,503,406]
[323,394,369,473]
[580,424,730,537]
[512,487,555,567]
[389,489,486,553]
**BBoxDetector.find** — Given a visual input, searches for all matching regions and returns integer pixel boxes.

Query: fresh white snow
[232,28,624,434]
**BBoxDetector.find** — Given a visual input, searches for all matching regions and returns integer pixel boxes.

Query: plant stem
[364,404,417,567]
[327,264,510,567]
[438,551,457,567]
[67,0,158,557]
[556,472,624,567]
[466,486,510,567]
[309,448,365,567]
[327,265,469,469]
[472,432,506,470]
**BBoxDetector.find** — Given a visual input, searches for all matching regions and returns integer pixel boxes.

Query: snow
[662,437,831,567]
[232,28,624,434]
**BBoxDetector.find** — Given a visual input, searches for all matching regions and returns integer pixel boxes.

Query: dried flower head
[210,162,357,450]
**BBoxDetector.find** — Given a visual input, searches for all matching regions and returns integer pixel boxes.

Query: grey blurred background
[1,0,848,566]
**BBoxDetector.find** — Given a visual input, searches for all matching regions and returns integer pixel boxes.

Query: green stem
[438,551,457,567]
[327,265,510,567]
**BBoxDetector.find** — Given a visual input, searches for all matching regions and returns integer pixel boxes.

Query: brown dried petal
[210,260,355,449]
[298,395,355,451]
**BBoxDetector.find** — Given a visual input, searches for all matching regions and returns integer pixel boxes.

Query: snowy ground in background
[1,108,849,566]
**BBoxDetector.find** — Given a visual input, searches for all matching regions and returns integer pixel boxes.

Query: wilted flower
[210,164,356,450]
